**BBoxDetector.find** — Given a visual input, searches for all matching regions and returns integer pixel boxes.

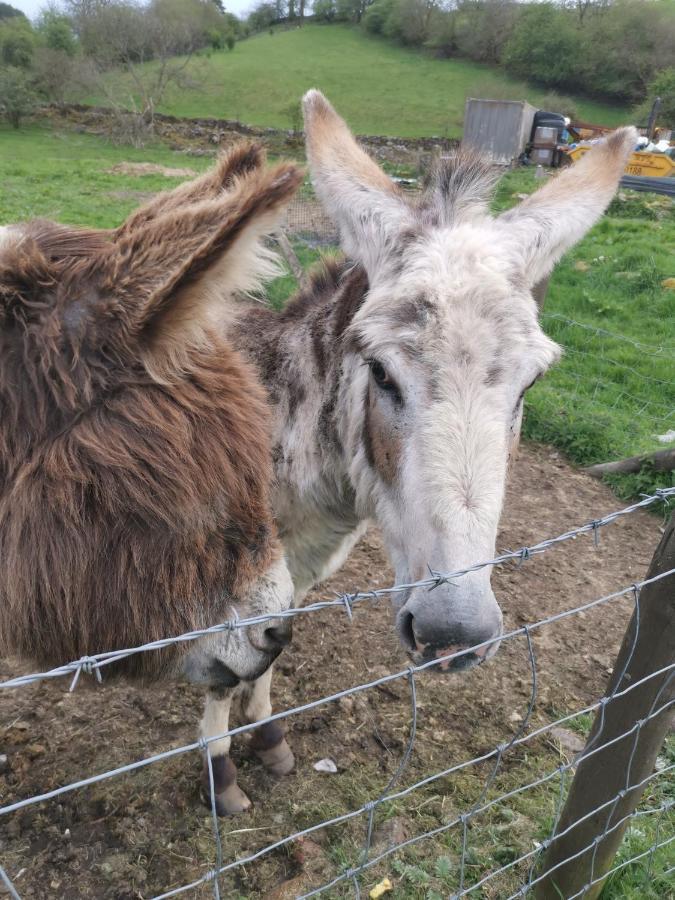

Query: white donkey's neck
[233,260,371,598]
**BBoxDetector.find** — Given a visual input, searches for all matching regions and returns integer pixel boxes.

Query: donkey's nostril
[398,610,416,652]
[263,622,292,651]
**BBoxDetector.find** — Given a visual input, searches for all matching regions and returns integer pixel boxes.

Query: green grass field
[0,121,673,897]
[89,24,629,137]
[491,169,675,499]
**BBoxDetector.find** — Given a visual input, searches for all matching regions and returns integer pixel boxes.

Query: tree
[31,46,94,106]
[0,15,35,68]
[635,67,675,129]
[363,0,396,33]
[453,0,518,64]
[503,4,585,91]
[314,0,337,20]
[60,0,208,141]
[247,1,277,31]
[0,3,24,20]
[382,0,439,45]
[0,64,37,127]
[336,0,373,23]
[37,11,77,56]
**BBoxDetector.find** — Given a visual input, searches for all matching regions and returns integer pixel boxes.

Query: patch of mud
[105,163,198,178]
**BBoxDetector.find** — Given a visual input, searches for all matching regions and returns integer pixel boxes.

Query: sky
[9,0,255,20]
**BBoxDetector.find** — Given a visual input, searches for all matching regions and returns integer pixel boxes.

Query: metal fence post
[534,513,675,900]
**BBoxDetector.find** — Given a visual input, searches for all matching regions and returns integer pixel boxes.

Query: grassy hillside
[90,24,629,137]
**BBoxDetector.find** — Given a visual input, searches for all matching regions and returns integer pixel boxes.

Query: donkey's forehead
[396,224,520,302]
[354,224,538,344]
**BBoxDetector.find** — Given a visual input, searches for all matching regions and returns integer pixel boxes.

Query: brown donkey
[0,144,302,814]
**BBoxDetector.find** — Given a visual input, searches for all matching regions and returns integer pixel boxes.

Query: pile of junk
[527,99,674,195]
[462,97,674,196]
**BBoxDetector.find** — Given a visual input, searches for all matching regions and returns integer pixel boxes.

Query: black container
[531,110,566,143]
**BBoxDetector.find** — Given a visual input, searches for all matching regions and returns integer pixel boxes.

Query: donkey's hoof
[202,783,252,816]
[256,738,295,776]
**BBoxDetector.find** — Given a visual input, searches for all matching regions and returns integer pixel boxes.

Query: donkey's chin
[183,644,279,689]
[408,636,501,674]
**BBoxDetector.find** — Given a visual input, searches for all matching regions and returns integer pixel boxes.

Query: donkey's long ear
[92,160,302,371]
[498,127,636,288]
[115,142,266,237]
[303,90,408,278]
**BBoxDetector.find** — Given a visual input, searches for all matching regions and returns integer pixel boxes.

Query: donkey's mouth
[408,641,494,673]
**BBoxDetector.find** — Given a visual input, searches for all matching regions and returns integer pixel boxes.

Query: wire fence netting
[1,487,673,900]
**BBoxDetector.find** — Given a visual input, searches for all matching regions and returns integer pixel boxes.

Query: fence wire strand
[1,491,674,900]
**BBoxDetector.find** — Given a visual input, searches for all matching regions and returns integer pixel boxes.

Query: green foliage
[358,0,675,107]
[247,1,277,32]
[313,0,338,21]
[382,0,437,46]
[0,2,23,19]
[538,91,579,121]
[281,98,302,131]
[335,0,373,24]
[0,16,35,68]
[0,65,37,127]
[37,11,77,57]
[635,67,675,129]
[363,0,396,33]
[502,4,586,91]
[451,0,517,65]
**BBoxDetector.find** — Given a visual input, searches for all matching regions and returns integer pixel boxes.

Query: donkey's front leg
[243,666,295,776]
[200,688,251,816]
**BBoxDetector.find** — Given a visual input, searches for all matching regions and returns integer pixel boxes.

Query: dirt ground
[0,443,667,900]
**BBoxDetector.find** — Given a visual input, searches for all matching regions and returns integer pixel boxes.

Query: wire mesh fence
[1,488,674,900]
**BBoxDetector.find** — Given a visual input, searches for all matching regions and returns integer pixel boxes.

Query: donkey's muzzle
[396,585,502,674]
[249,616,293,657]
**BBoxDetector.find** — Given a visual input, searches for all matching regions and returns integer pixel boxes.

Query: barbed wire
[2,487,672,693]
[1,494,673,899]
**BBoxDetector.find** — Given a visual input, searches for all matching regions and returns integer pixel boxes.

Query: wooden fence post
[534,512,675,900]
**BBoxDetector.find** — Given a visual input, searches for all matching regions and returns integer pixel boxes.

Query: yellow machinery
[567,145,675,178]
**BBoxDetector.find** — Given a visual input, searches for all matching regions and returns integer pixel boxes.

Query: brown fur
[363,383,400,485]
[114,141,266,238]
[0,145,302,680]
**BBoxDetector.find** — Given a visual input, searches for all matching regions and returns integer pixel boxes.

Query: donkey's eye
[368,359,395,390]
[368,358,402,403]
[514,375,541,415]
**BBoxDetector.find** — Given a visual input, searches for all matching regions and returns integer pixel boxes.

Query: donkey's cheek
[363,393,400,485]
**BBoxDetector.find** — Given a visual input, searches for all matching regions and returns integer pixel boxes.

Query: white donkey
[223,94,636,813]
